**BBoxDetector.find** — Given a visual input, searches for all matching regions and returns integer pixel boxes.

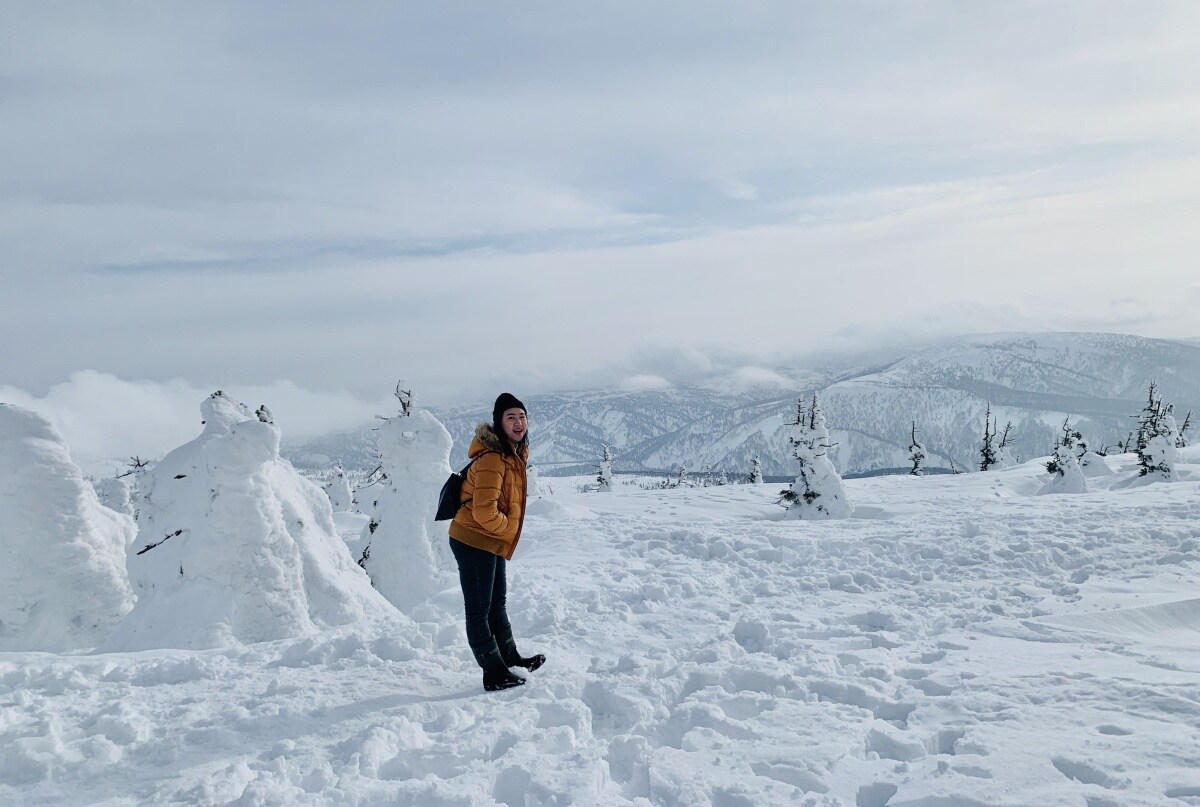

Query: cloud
[0,372,390,476]
[725,366,792,391]
[3,3,1200,401]
[710,176,760,201]
[620,374,673,392]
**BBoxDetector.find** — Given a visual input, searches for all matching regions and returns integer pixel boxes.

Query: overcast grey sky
[3,1,1200,422]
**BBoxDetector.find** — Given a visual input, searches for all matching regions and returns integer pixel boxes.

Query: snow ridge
[285,332,1200,479]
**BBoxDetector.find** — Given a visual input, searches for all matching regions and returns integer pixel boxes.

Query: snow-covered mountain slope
[4,449,1199,804]
[284,333,1200,477]
[821,332,1200,473]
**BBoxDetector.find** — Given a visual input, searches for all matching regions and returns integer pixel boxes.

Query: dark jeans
[449,537,514,653]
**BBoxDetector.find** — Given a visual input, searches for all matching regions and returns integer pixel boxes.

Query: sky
[3,2,1200,462]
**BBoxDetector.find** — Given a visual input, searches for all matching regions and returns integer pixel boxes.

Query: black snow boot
[498,635,546,672]
[473,641,525,692]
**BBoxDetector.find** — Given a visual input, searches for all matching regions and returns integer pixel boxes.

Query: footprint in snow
[856,782,898,807]
[1052,756,1130,789]
[1164,785,1200,804]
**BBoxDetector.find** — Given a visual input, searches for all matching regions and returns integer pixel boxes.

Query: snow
[101,392,402,652]
[0,404,135,652]
[3,438,1200,804]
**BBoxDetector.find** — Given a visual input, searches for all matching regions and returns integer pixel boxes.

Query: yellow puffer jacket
[448,423,528,560]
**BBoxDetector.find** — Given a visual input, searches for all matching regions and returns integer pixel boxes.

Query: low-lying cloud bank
[0,371,390,476]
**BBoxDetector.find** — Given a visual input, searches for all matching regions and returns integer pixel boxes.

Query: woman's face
[501,408,528,444]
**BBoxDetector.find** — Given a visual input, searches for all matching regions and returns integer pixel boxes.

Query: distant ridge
[284,333,1200,477]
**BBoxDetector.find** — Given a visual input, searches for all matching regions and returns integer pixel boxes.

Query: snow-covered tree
[322,464,353,512]
[112,455,153,522]
[994,421,1018,468]
[1066,420,1107,474]
[102,391,395,651]
[596,445,614,491]
[908,421,926,476]
[1134,382,1159,457]
[1134,382,1179,480]
[95,473,134,517]
[1068,422,1086,457]
[779,394,851,519]
[1141,408,1179,481]
[1041,417,1088,494]
[395,380,415,417]
[1178,410,1192,448]
[748,455,764,485]
[0,404,135,652]
[527,461,543,498]
[677,465,689,487]
[979,404,998,472]
[354,471,383,528]
[359,384,456,613]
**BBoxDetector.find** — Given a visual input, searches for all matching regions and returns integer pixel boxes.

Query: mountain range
[285,332,1200,478]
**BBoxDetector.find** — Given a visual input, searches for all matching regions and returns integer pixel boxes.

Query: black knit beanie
[492,392,526,429]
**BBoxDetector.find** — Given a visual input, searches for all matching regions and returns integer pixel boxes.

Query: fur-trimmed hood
[471,422,503,454]
[468,422,528,460]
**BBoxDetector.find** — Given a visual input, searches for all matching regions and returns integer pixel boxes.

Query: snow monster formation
[781,394,852,519]
[94,474,134,516]
[0,403,135,652]
[102,392,398,651]
[322,465,353,512]
[359,389,456,615]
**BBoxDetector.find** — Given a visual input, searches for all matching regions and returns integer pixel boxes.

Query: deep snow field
[3,451,1200,807]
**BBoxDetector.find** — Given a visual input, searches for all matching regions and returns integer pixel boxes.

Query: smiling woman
[447,392,546,692]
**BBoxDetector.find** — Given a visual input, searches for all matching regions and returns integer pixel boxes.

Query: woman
[448,392,546,691]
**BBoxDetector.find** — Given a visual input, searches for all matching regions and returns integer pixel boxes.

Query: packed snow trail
[2,452,1200,805]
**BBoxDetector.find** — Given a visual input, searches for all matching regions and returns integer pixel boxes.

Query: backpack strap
[459,459,475,506]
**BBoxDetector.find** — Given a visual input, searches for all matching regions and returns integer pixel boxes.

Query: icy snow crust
[0,404,134,652]
[3,448,1200,804]
[102,393,401,652]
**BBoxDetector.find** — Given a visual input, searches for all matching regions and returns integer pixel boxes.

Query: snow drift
[0,403,135,652]
[101,392,399,651]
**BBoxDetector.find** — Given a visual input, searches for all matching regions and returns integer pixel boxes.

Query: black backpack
[434,460,474,521]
